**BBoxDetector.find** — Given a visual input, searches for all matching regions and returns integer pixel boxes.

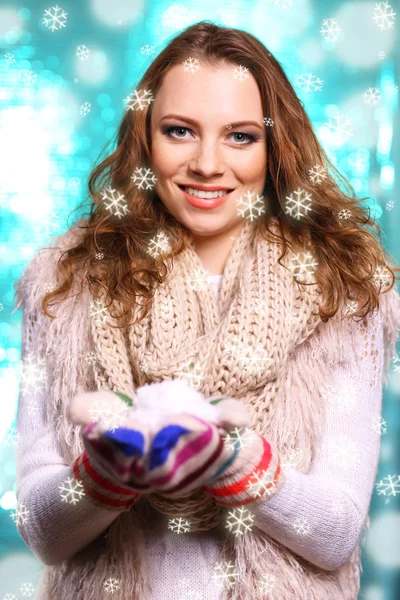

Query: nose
[188,138,225,178]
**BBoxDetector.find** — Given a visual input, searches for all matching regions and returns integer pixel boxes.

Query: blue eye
[161,125,258,146]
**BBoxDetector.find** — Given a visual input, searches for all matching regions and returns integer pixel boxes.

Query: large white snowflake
[20,582,35,597]
[103,577,120,593]
[292,516,311,535]
[376,474,400,497]
[131,167,158,190]
[284,187,313,219]
[363,87,382,106]
[161,2,191,28]
[324,113,354,145]
[20,352,47,395]
[100,186,129,218]
[123,88,154,111]
[87,395,130,431]
[309,164,327,184]
[373,265,392,290]
[182,57,200,73]
[43,5,68,31]
[90,298,110,325]
[232,65,250,82]
[147,230,172,258]
[80,101,91,116]
[211,560,240,590]
[225,506,255,536]
[76,44,90,61]
[320,18,342,42]
[295,73,323,92]
[59,476,86,505]
[258,573,276,594]
[373,2,396,30]
[236,190,265,222]
[10,501,29,526]
[168,517,192,533]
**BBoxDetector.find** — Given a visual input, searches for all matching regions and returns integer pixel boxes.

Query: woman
[13,20,400,600]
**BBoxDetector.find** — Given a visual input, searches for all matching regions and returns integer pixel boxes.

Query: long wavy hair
[32,20,400,327]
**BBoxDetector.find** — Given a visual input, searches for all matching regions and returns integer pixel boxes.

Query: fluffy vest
[15,217,400,599]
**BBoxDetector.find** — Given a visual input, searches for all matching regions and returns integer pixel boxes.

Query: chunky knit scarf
[16,216,400,600]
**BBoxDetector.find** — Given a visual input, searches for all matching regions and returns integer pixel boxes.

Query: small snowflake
[131,167,158,190]
[236,190,265,222]
[284,187,313,219]
[80,101,91,116]
[295,73,323,92]
[363,87,382,106]
[378,51,386,59]
[90,298,111,325]
[211,560,240,590]
[20,352,47,395]
[67,177,80,192]
[161,2,191,29]
[168,517,192,533]
[100,186,129,219]
[320,18,342,42]
[373,2,396,30]
[225,506,254,536]
[43,5,68,31]
[388,84,398,94]
[21,69,37,85]
[19,582,35,597]
[147,230,172,258]
[292,516,311,535]
[95,252,104,260]
[324,113,354,145]
[182,57,200,73]
[338,208,352,220]
[371,415,387,435]
[268,0,293,9]
[5,52,16,64]
[258,573,276,594]
[1,426,21,448]
[232,65,250,82]
[123,88,154,111]
[103,577,120,593]
[59,476,86,505]
[373,265,392,290]
[263,117,274,126]
[376,474,400,497]
[141,44,155,56]
[309,164,327,184]
[76,44,90,60]
[287,251,318,285]
[84,351,98,365]
[386,200,394,211]
[345,300,359,316]
[10,501,29,526]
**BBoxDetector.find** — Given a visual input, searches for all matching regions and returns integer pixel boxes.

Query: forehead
[151,62,263,121]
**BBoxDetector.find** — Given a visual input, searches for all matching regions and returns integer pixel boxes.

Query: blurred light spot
[76,49,110,85]
[365,511,400,567]
[380,165,394,188]
[90,0,145,28]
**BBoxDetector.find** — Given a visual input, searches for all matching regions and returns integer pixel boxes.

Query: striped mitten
[201,426,286,507]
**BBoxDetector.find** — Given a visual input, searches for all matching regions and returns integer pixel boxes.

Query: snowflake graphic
[141,44,155,56]
[284,187,313,220]
[84,351,98,366]
[232,65,250,82]
[10,501,29,526]
[20,352,47,395]
[236,190,265,222]
[168,517,192,533]
[393,354,400,373]
[320,18,342,42]
[161,2,191,29]
[309,164,327,184]
[378,51,386,59]
[246,468,281,500]
[183,57,200,73]
[211,560,240,590]
[338,208,352,220]
[258,573,276,594]
[123,88,154,111]
[3,595,17,600]
[67,177,80,192]
[344,299,359,316]
[21,69,37,85]
[263,117,274,126]
[386,200,394,211]
[292,516,311,535]
[328,436,359,468]
[147,230,172,258]
[43,5,68,31]
[373,2,396,30]
[287,251,318,285]
[371,415,387,435]
[2,426,21,449]
[59,476,86,505]
[5,52,16,64]
[324,113,354,146]
[295,73,323,92]
[373,265,392,290]
[376,474,400,497]
[268,0,293,9]
[233,342,272,376]
[363,87,382,106]
[76,44,90,60]
[90,298,111,325]
[225,506,255,536]
[80,101,91,116]
[388,84,398,94]
[131,167,158,190]
[100,186,129,219]
[224,427,258,452]
[20,582,35,597]
[103,577,120,593]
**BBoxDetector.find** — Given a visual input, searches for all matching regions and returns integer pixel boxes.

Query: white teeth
[183,187,230,199]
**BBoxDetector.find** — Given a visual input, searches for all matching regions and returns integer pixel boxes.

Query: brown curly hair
[35,20,400,327]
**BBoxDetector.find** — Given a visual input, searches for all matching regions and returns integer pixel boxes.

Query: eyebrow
[159,113,264,131]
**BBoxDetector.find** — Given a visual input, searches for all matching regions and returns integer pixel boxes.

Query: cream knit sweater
[15,273,385,599]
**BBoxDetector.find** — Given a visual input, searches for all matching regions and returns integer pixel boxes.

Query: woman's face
[149,61,267,242]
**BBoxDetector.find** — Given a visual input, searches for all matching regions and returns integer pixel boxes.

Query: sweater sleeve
[250,313,385,571]
[14,303,131,567]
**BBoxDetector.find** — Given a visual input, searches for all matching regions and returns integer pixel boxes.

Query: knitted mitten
[201,425,286,507]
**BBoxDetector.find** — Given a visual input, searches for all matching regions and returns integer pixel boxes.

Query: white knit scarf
[17,216,400,600]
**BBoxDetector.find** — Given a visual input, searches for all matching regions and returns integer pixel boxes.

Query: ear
[211,397,252,432]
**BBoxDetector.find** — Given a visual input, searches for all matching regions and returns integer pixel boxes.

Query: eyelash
[161,125,259,146]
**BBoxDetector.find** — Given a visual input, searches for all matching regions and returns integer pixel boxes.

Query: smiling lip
[179,185,233,210]
[178,183,234,191]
